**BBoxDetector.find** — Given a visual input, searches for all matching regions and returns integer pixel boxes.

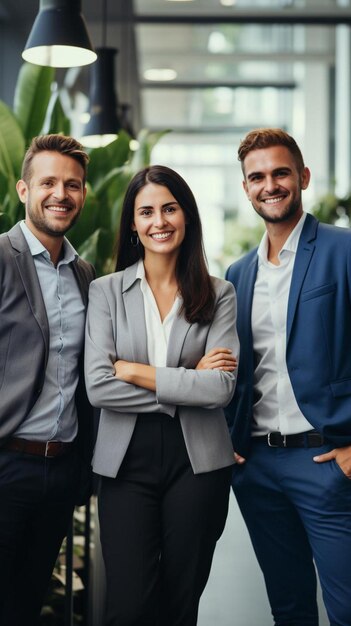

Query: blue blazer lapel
[287,214,318,343]
[238,254,257,342]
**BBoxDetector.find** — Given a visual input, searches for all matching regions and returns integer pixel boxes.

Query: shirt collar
[257,211,307,265]
[136,259,149,295]
[20,220,77,264]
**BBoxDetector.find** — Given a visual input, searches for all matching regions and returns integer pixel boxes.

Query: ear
[300,167,311,190]
[131,222,137,232]
[242,179,250,200]
[16,179,28,203]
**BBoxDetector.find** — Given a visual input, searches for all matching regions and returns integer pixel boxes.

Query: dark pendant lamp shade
[81,47,121,148]
[22,0,97,68]
[120,103,136,139]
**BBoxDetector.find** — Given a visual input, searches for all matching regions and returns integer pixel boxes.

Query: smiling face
[16,150,86,242]
[132,182,186,262]
[242,145,310,226]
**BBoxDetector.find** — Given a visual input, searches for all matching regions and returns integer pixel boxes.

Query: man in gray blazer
[0,134,95,626]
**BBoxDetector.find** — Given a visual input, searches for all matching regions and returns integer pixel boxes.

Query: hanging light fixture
[119,103,140,152]
[22,0,97,68]
[81,0,121,148]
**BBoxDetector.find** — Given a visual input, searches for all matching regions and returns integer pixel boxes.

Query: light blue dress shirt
[15,221,85,442]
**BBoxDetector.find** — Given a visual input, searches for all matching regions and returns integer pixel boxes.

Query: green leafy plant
[0,62,167,275]
[311,191,351,227]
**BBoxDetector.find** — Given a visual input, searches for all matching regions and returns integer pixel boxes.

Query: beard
[26,202,81,237]
[252,194,302,224]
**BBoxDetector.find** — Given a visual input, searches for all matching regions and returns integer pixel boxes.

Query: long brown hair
[116,165,215,324]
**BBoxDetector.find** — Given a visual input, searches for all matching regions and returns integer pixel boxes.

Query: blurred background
[0,1,345,624]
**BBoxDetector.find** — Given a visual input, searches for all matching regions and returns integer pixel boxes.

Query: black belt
[3,437,74,458]
[255,431,325,448]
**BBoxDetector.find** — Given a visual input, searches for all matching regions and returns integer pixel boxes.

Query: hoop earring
[130,232,139,247]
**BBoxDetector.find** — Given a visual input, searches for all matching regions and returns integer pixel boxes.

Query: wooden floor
[198,493,329,626]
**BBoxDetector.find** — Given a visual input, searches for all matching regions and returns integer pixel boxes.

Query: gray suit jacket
[85,262,239,477]
[0,223,95,500]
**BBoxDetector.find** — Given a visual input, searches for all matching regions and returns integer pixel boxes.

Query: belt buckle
[267,433,278,447]
[267,433,287,447]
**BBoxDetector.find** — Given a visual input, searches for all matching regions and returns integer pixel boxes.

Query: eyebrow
[136,200,180,211]
[37,176,82,184]
[246,166,292,181]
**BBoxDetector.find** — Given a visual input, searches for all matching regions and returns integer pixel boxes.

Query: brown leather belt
[4,437,73,458]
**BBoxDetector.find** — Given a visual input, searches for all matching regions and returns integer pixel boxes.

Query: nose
[264,176,279,194]
[52,182,67,200]
[153,210,167,228]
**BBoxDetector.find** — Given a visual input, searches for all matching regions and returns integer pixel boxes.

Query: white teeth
[151,232,172,240]
[46,206,70,212]
[264,197,284,204]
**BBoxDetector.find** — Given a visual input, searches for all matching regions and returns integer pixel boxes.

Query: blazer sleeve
[156,280,239,409]
[85,280,174,414]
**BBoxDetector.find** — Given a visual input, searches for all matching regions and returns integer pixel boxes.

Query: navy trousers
[98,413,232,626]
[0,448,80,626]
[232,440,351,626]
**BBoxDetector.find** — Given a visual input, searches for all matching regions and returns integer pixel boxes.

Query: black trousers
[98,413,232,626]
[0,448,80,626]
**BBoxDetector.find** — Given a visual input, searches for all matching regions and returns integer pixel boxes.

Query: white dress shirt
[251,212,314,436]
[136,260,181,367]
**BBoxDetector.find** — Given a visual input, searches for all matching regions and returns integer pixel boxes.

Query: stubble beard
[252,194,302,225]
[27,202,81,238]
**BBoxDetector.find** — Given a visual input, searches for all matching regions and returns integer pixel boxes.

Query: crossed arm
[114,347,237,391]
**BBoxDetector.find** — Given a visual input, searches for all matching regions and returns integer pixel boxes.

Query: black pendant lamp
[22,0,97,68]
[81,47,121,148]
[81,0,121,148]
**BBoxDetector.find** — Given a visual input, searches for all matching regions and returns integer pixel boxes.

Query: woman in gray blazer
[85,165,239,626]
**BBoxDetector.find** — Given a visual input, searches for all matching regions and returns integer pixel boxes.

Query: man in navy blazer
[0,134,95,625]
[225,128,351,626]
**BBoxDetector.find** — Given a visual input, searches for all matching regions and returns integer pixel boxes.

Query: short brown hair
[21,134,89,184]
[238,128,305,176]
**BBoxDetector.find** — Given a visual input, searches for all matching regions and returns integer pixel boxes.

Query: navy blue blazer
[225,213,351,457]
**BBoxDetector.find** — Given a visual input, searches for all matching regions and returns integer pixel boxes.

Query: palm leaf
[13,63,55,144]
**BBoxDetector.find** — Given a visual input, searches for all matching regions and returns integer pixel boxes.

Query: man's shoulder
[316,220,351,245]
[75,256,96,281]
[226,247,258,280]
[0,223,24,256]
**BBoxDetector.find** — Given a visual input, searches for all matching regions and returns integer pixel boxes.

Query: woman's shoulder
[210,275,235,297]
[90,263,138,293]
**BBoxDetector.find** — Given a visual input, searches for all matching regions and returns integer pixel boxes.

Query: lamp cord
[102,0,107,47]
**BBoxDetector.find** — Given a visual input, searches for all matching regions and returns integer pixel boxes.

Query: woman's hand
[114,360,156,391]
[195,347,237,371]
[114,360,134,383]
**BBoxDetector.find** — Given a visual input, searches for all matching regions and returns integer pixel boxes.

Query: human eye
[248,174,263,183]
[164,205,177,213]
[140,208,153,217]
[67,181,81,190]
[41,179,54,188]
[275,169,290,178]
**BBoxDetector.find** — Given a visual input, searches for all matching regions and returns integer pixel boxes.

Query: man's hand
[234,452,246,465]
[313,445,351,478]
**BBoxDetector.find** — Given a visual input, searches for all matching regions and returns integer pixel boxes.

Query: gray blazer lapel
[72,259,89,307]
[8,224,49,351]
[167,311,191,367]
[287,214,317,343]
[122,264,149,364]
